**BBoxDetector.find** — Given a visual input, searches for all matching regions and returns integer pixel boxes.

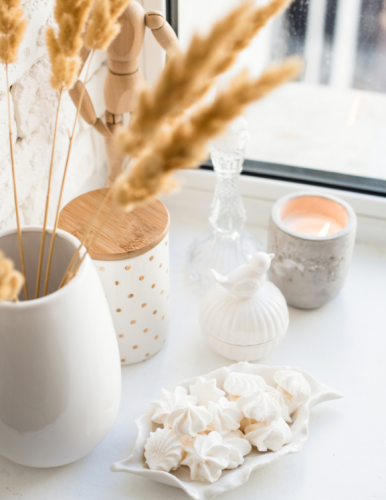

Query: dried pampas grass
[232,0,291,53]
[46,0,93,91]
[85,0,132,51]
[0,0,27,64]
[118,0,294,158]
[114,58,302,210]
[0,251,24,302]
[41,0,94,297]
[38,0,93,298]
[0,0,28,298]
[60,0,300,287]
[43,0,130,296]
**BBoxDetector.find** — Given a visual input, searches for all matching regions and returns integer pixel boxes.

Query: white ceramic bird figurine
[211,253,275,299]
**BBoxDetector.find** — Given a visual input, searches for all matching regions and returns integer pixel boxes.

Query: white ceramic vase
[0,227,121,468]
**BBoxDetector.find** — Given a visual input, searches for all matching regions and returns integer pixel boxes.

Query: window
[167,0,386,196]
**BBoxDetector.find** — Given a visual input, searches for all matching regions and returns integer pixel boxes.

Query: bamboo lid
[58,188,170,261]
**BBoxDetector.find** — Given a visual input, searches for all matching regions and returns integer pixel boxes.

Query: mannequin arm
[145,10,182,57]
[69,81,112,137]
[68,47,112,137]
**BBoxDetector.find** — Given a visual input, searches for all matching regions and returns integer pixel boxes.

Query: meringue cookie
[167,402,213,437]
[180,435,194,448]
[206,398,243,435]
[274,370,311,404]
[222,430,252,469]
[236,390,281,423]
[224,372,267,397]
[244,417,292,452]
[220,397,239,410]
[151,386,198,426]
[189,377,226,407]
[181,431,230,483]
[265,385,294,423]
[145,428,184,471]
[239,415,253,432]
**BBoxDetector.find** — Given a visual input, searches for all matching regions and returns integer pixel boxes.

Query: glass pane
[177,0,386,184]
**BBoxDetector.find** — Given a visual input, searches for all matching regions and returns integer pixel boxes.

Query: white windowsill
[169,169,386,246]
[1,173,385,500]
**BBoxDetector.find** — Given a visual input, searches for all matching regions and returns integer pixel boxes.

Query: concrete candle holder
[267,192,357,309]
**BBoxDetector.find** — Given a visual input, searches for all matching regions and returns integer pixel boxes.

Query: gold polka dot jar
[59,189,170,365]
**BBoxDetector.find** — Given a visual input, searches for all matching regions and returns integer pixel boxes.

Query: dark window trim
[167,1,386,199]
[201,160,386,198]
[166,0,178,37]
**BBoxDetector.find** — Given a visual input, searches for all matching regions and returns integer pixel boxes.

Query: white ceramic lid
[200,281,289,346]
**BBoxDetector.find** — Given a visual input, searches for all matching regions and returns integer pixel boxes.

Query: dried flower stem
[35,90,63,299]
[114,59,302,210]
[5,64,28,299]
[43,50,95,297]
[58,187,113,289]
[54,0,132,290]
[118,1,253,158]
[85,0,132,51]
[119,0,293,159]
[46,0,93,91]
[0,0,28,65]
[60,200,115,289]
[62,0,298,288]
[59,157,129,288]
[1,0,28,298]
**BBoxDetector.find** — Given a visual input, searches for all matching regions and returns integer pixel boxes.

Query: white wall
[0,0,109,230]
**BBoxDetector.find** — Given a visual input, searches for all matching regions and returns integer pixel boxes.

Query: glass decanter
[187,117,263,286]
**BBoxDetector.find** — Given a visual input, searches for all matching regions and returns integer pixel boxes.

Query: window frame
[166,0,386,198]
[166,0,178,36]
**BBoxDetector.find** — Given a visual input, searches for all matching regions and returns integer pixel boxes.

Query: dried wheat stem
[35,89,63,299]
[59,159,130,289]
[119,0,294,159]
[43,50,95,297]
[5,64,28,299]
[58,187,113,289]
[61,202,116,288]
[85,0,132,51]
[114,58,302,210]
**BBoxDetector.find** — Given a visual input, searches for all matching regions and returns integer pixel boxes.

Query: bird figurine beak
[268,253,275,261]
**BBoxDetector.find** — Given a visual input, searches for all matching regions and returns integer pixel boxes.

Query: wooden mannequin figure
[69,3,181,186]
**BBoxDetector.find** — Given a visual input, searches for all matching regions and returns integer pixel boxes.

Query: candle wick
[317,221,330,237]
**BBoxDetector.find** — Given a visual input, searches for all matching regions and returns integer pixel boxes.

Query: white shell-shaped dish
[204,330,286,362]
[200,281,289,346]
[111,362,342,500]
